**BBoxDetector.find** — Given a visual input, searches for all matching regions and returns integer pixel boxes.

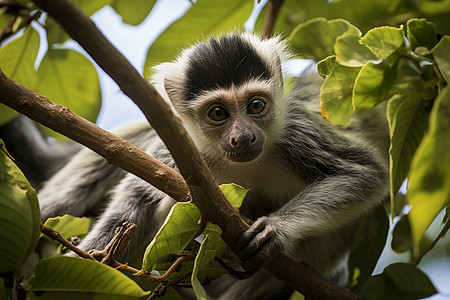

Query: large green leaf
[288,17,360,61]
[0,27,40,125]
[143,0,253,78]
[431,36,450,84]
[408,86,450,254]
[34,48,101,138]
[387,95,428,206]
[348,206,389,293]
[41,215,90,242]
[140,202,201,273]
[360,263,437,300]
[352,60,397,113]
[29,256,150,299]
[0,141,40,274]
[111,0,157,26]
[320,63,361,126]
[359,26,405,59]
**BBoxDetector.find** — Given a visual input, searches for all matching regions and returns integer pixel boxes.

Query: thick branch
[0,70,189,203]
[30,0,245,250]
[16,0,360,298]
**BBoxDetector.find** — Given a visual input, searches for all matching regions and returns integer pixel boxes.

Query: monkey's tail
[0,114,80,189]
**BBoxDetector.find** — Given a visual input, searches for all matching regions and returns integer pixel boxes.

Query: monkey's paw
[232,216,283,275]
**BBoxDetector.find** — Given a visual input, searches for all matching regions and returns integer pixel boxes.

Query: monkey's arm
[233,109,389,274]
[70,138,178,263]
[38,122,155,221]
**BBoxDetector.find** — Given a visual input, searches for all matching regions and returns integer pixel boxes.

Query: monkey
[0,32,390,299]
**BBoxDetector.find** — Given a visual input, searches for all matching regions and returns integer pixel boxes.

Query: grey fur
[2,33,389,299]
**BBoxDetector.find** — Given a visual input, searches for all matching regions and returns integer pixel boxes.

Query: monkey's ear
[164,78,180,104]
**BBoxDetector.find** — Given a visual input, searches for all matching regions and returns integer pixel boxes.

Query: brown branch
[30,0,245,255]
[40,220,195,283]
[0,70,189,203]
[262,0,284,38]
[40,222,95,260]
[8,0,361,298]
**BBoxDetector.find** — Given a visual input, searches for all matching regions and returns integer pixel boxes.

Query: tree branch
[3,0,362,297]
[40,222,95,260]
[262,0,284,38]
[0,70,189,203]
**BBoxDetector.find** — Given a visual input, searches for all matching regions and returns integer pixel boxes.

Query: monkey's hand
[232,216,283,275]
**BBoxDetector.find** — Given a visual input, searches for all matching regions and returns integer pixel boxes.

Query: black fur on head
[183,34,273,101]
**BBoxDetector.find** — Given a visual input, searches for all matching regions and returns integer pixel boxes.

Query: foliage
[0,140,40,278]
[138,184,248,298]
[1,0,449,299]
[29,256,150,300]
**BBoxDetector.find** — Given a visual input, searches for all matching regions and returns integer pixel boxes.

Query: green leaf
[418,0,450,15]
[219,183,248,208]
[143,0,253,77]
[360,263,437,300]
[41,215,90,242]
[0,141,40,274]
[408,86,450,254]
[360,26,405,59]
[289,17,361,61]
[348,206,389,293]
[431,36,450,84]
[334,33,378,67]
[387,95,428,207]
[72,0,110,16]
[191,234,208,300]
[191,223,230,294]
[29,256,150,299]
[406,18,437,52]
[140,202,201,273]
[45,0,109,46]
[0,27,40,125]
[391,215,412,253]
[289,291,305,300]
[317,55,336,77]
[111,0,156,26]
[0,277,10,300]
[320,63,361,126]
[352,60,397,112]
[34,48,101,138]
[46,17,71,46]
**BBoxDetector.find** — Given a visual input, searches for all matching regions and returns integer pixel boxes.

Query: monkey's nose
[230,134,256,153]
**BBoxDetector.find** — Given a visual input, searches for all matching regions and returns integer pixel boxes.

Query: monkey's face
[187,83,277,164]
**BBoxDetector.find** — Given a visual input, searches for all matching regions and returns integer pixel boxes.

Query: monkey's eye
[247,99,266,115]
[208,107,229,122]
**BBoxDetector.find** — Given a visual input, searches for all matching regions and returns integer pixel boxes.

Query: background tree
[0,0,449,299]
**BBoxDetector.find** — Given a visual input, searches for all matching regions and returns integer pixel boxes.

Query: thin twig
[40,220,196,283]
[40,222,96,260]
[262,0,284,38]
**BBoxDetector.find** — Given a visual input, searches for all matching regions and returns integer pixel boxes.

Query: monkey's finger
[232,219,267,253]
[237,226,276,260]
[242,234,281,267]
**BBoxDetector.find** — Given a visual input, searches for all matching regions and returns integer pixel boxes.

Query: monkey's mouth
[225,149,262,163]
